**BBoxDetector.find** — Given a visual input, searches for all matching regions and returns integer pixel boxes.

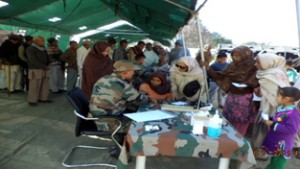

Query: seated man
[90,60,149,117]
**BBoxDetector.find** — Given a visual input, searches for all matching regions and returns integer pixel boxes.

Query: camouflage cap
[113,60,140,72]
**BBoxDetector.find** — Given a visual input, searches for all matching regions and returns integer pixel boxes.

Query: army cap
[113,60,140,72]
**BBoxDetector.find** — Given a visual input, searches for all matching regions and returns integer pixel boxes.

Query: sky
[198,0,299,47]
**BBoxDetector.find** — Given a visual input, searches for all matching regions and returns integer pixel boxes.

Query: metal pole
[195,14,210,107]
[296,0,300,51]
[164,0,196,13]
[181,30,187,56]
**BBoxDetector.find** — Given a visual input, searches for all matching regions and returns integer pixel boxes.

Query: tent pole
[195,14,210,107]
[164,0,210,107]
[296,0,300,51]
[181,29,187,56]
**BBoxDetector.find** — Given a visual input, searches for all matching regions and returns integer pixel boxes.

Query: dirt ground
[0,92,299,169]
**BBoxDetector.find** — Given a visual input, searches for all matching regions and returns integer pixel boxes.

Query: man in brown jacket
[60,41,78,91]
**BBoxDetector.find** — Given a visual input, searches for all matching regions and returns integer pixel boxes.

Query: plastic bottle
[207,113,223,137]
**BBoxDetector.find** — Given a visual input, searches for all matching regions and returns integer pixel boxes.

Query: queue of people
[2,33,300,168]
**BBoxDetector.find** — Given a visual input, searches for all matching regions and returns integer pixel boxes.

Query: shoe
[109,147,121,159]
[38,100,53,103]
[28,102,37,106]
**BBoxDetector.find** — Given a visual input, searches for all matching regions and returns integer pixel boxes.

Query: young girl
[139,72,172,103]
[261,87,300,169]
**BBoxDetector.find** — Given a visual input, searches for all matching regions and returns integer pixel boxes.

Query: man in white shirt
[77,39,92,88]
[143,42,159,69]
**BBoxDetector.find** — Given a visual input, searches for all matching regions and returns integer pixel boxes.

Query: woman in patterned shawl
[207,46,259,136]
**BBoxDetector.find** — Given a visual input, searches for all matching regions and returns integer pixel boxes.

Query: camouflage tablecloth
[117,113,256,169]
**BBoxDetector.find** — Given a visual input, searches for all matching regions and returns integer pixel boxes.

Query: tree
[210,32,232,47]
[180,19,232,48]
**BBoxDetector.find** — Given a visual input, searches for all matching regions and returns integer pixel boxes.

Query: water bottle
[207,113,222,137]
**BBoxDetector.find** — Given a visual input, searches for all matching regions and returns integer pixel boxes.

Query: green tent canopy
[0,0,198,46]
[100,0,197,41]
[84,25,148,44]
[0,0,120,35]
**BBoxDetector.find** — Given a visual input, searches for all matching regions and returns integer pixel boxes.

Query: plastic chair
[62,87,124,168]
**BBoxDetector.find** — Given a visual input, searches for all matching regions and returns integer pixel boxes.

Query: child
[209,51,229,108]
[139,72,172,103]
[261,87,300,169]
[132,53,148,90]
[134,53,146,65]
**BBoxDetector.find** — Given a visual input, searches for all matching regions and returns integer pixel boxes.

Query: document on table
[124,110,177,122]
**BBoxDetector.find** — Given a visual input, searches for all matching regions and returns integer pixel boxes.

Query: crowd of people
[1,33,300,168]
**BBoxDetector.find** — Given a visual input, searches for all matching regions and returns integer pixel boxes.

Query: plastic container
[207,113,223,137]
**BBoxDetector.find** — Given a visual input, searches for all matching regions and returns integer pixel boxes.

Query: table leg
[218,158,230,169]
[135,156,146,169]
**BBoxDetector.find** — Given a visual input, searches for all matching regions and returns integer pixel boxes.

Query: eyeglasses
[175,64,188,69]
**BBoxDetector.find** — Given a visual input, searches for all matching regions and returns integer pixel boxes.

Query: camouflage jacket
[90,73,148,116]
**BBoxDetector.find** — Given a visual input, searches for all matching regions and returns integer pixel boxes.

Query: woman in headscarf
[170,56,206,102]
[207,46,259,136]
[255,53,290,117]
[252,53,290,153]
[139,72,172,103]
[82,41,113,98]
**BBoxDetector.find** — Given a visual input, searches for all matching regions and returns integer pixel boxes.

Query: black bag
[183,80,201,97]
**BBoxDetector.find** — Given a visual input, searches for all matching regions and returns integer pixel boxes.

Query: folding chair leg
[111,120,123,149]
[62,145,116,168]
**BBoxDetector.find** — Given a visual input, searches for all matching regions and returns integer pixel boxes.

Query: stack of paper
[124,110,177,122]
[161,104,196,112]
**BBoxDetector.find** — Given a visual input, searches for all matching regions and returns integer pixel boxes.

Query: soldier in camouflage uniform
[90,60,149,116]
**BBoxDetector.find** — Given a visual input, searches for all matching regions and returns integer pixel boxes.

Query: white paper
[145,125,160,131]
[253,93,262,101]
[192,121,204,135]
[124,110,177,122]
[171,101,189,106]
[261,113,269,120]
